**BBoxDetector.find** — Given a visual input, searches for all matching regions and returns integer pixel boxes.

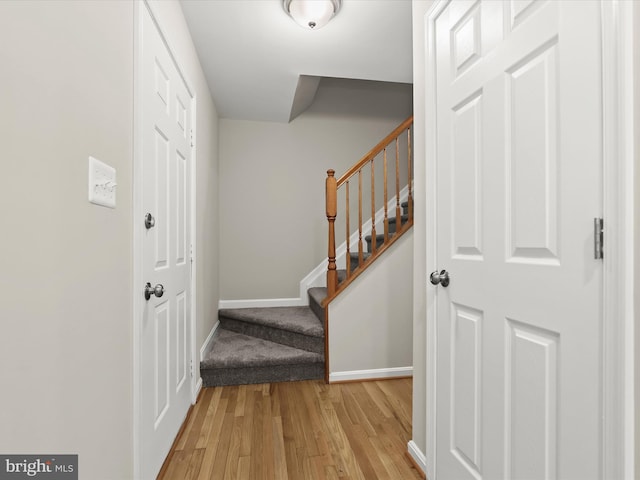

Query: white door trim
[423,1,635,478]
[600,1,635,478]
[190,102,201,402]
[423,4,445,480]
[133,1,198,478]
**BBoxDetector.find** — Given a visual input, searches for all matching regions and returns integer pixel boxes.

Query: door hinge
[594,217,604,259]
[190,129,194,148]
[190,359,194,378]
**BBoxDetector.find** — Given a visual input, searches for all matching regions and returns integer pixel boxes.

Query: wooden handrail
[336,115,413,187]
[324,116,414,304]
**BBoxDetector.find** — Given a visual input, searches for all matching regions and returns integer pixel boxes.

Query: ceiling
[179,0,413,123]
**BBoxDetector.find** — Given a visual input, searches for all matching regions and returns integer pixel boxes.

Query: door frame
[132,1,199,478]
[423,1,635,479]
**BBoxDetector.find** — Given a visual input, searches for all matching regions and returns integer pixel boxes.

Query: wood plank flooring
[158,378,423,480]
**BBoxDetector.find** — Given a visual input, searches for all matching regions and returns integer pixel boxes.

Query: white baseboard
[194,322,218,404]
[218,297,307,309]
[329,366,412,383]
[200,320,220,361]
[407,440,427,476]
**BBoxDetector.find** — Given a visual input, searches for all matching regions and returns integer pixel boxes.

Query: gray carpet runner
[201,328,324,386]
[201,303,326,387]
[201,201,409,387]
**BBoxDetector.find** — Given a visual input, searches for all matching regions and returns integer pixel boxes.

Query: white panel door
[433,1,603,479]
[140,6,192,479]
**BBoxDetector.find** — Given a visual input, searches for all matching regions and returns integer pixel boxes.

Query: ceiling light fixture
[283,0,342,30]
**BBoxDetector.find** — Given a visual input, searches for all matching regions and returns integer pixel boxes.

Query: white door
[139,5,192,479]
[432,1,603,478]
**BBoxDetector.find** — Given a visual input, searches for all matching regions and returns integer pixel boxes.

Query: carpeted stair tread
[348,251,372,271]
[365,232,396,251]
[218,306,323,338]
[202,329,323,369]
[388,214,409,229]
[307,270,346,321]
[308,287,326,306]
[365,232,396,242]
[201,328,324,387]
[308,287,327,321]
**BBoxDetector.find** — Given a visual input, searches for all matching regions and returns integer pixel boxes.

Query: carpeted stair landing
[201,305,326,387]
[201,201,410,387]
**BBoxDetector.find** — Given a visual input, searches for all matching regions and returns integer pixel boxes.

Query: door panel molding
[504,317,558,480]
[450,303,483,477]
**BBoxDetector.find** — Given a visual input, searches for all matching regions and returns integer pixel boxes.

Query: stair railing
[325,115,414,298]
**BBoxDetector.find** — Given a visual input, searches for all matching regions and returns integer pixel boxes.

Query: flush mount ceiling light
[283,0,342,30]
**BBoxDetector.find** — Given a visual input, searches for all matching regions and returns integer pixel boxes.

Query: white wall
[0,2,134,478]
[411,0,435,463]
[218,78,412,301]
[0,1,219,477]
[327,232,413,379]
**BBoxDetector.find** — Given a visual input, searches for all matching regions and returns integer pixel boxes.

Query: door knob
[145,282,164,300]
[144,213,155,229]
[430,270,450,287]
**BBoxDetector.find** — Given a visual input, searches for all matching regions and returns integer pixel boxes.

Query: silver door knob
[144,213,155,229]
[430,270,450,287]
[145,282,164,300]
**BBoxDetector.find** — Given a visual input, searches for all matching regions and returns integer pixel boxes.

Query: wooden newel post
[326,169,338,296]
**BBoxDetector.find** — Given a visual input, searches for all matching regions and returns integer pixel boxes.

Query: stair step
[307,287,326,322]
[365,232,396,252]
[388,214,409,233]
[338,269,347,282]
[218,306,323,354]
[201,328,324,387]
[348,251,372,271]
[200,194,411,388]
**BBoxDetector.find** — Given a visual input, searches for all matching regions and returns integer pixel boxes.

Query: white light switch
[88,156,116,208]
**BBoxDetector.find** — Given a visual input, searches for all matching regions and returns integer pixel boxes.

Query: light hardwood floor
[158,378,424,480]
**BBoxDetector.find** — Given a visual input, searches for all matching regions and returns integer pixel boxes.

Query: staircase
[200,305,324,387]
[200,201,411,387]
[201,116,413,387]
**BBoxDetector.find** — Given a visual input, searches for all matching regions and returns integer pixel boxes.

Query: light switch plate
[88,156,116,208]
